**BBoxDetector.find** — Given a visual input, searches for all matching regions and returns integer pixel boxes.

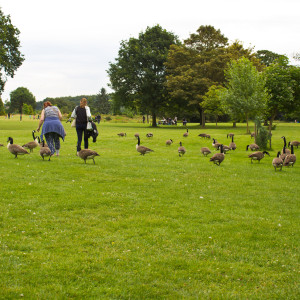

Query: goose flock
[3,129,298,169]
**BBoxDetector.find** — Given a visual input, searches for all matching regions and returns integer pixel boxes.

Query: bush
[105,116,112,121]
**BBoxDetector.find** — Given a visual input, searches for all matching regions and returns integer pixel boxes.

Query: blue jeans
[76,123,88,151]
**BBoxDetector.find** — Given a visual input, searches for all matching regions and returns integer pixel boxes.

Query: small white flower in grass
[199,196,203,199]
[278,224,281,227]
[28,183,31,185]
[208,236,212,239]
[72,180,75,182]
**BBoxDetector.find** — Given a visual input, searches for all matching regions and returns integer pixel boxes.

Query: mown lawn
[0,116,299,299]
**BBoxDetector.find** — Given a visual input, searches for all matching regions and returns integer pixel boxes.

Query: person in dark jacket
[71,98,92,155]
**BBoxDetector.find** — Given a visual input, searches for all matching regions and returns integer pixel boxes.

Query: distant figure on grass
[96,114,101,124]
[71,98,92,156]
[143,115,145,123]
[37,101,66,157]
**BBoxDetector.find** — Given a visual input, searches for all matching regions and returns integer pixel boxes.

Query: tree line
[1,6,300,126]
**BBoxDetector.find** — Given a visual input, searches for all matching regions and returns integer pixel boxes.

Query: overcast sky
[1,0,299,102]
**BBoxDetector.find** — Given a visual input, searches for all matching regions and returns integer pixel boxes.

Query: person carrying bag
[71,98,92,155]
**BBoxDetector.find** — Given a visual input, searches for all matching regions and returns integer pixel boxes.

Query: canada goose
[288,141,300,148]
[117,132,126,137]
[218,144,231,154]
[283,145,296,167]
[7,137,29,158]
[229,135,236,150]
[227,133,234,138]
[134,133,139,139]
[246,144,259,151]
[210,144,225,166]
[178,142,186,157]
[250,132,255,139]
[22,130,39,152]
[248,151,270,163]
[136,136,154,155]
[272,151,283,171]
[0,143,4,147]
[183,129,189,137]
[166,139,173,146]
[199,133,210,139]
[281,136,291,154]
[201,147,211,157]
[78,149,100,164]
[212,138,221,149]
[279,146,288,162]
[146,133,153,138]
[39,140,51,161]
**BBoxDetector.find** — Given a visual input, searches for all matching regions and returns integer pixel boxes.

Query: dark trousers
[76,123,88,151]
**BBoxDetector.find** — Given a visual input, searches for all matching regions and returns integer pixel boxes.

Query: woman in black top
[71,98,92,155]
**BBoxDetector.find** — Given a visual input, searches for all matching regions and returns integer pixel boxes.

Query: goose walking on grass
[78,149,100,164]
[210,144,225,166]
[183,129,189,137]
[22,130,39,152]
[117,132,126,137]
[283,145,296,167]
[146,133,153,138]
[136,136,154,155]
[251,132,255,139]
[281,136,291,154]
[288,140,300,148]
[201,147,211,157]
[227,133,234,139]
[272,151,283,171]
[248,151,270,163]
[166,139,173,146]
[39,140,51,161]
[229,135,236,150]
[178,142,186,157]
[212,138,221,150]
[7,137,29,158]
[246,144,259,151]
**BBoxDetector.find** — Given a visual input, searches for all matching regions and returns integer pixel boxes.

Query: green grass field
[0,116,299,299]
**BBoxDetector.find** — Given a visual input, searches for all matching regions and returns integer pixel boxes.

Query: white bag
[71,119,76,127]
[87,121,93,131]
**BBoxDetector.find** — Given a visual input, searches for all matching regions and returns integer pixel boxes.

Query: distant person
[8,113,10,119]
[143,115,145,123]
[71,98,92,155]
[20,114,22,121]
[37,101,66,157]
[183,118,187,126]
[174,116,177,125]
[96,114,101,124]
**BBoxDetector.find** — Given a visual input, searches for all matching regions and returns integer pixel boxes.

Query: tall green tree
[264,57,298,132]
[94,88,110,114]
[10,87,36,113]
[0,96,5,115]
[201,85,226,126]
[165,26,262,127]
[222,57,268,133]
[107,25,179,127]
[0,8,24,94]
[256,50,285,67]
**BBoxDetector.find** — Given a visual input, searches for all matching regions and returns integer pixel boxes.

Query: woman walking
[71,98,92,155]
[37,101,65,157]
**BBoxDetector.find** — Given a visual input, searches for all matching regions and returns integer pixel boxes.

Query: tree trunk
[268,114,276,134]
[151,112,157,127]
[216,115,218,127]
[233,122,236,128]
[246,114,249,134]
[201,109,205,128]
[254,122,257,144]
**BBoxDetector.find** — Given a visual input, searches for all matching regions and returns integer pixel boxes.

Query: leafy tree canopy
[107,25,180,126]
[0,8,24,94]
[222,57,268,133]
[10,87,36,113]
